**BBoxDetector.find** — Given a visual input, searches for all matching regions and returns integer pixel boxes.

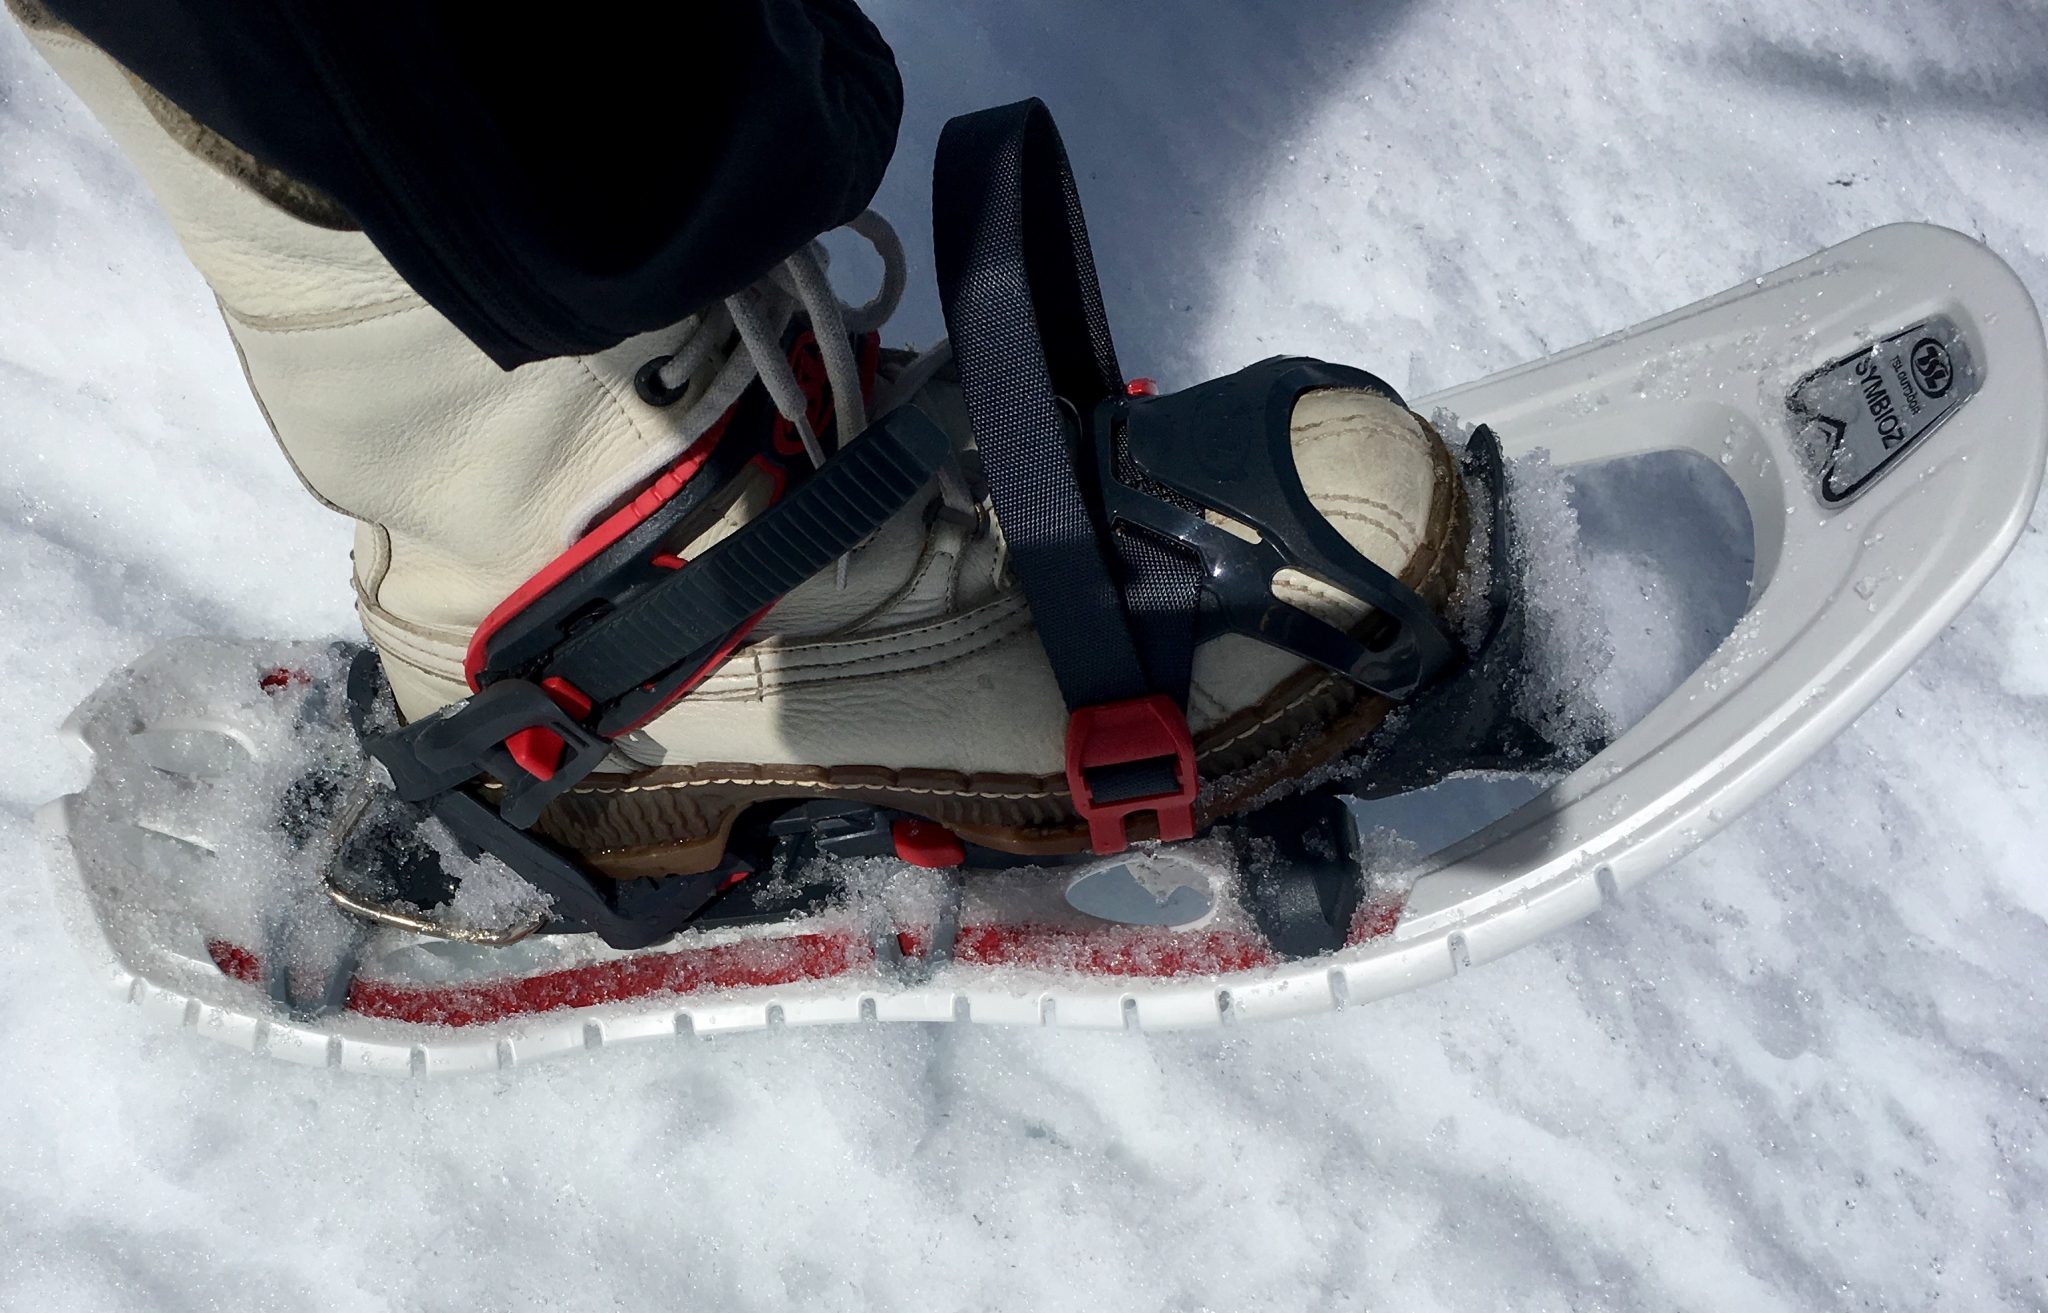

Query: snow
[1495,446,1617,751]
[3,1,2046,1309]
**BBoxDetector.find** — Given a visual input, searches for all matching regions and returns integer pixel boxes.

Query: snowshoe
[31,67,2048,1072]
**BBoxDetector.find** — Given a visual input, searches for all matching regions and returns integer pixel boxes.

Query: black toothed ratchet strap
[377,403,952,831]
[547,405,954,729]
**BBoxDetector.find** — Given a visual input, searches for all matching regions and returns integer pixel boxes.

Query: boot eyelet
[634,355,688,407]
[925,500,979,533]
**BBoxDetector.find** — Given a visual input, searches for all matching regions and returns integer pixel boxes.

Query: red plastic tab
[538,677,593,718]
[1064,693,1198,854]
[504,729,562,783]
[892,818,967,868]
[504,678,595,783]
[1124,377,1159,398]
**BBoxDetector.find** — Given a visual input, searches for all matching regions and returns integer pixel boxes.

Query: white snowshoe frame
[40,221,2047,1074]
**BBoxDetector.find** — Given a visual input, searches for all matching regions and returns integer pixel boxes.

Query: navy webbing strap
[932,99,1150,710]
[932,98,1205,849]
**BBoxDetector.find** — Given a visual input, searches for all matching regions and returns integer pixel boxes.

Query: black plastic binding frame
[344,96,1492,950]
[328,420,1535,958]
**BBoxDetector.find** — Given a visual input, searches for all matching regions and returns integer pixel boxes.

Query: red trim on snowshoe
[209,939,261,984]
[344,933,866,1028]
[203,892,1406,1031]
[951,924,1269,975]
[209,934,867,1028]
[1351,897,1404,945]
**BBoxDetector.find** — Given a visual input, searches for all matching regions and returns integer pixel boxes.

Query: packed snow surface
[3,2,2046,1309]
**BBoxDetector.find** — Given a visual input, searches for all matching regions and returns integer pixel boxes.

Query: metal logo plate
[1788,315,1977,505]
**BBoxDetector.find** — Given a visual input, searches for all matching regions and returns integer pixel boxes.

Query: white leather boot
[21,14,1467,875]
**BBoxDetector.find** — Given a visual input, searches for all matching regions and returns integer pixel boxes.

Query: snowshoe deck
[40,222,2045,1073]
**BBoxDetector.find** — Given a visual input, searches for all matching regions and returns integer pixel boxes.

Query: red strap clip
[1064,693,1198,854]
[504,677,594,782]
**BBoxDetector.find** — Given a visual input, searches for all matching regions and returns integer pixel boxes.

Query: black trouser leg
[39,0,903,368]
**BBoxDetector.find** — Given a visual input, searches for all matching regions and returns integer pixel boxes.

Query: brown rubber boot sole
[528,416,1471,878]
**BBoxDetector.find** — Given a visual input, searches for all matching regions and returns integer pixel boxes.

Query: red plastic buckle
[504,677,594,783]
[1063,693,1198,854]
[891,818,967,868]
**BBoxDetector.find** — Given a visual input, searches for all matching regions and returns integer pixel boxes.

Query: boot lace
[628,211,974,580]
[640,210,907,471]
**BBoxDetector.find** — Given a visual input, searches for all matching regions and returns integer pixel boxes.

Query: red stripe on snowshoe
[207,939,261,984]
[949,925,1272,976]
[343,932,868,1027]
[202,888,1404,1032]
[1349,897,1404,945]
[213,933,868,1028]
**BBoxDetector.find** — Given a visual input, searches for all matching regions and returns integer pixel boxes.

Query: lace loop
[643,209,907,476]
[623,210,958,591]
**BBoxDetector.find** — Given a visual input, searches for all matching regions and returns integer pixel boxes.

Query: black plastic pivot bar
[433,790,733,950]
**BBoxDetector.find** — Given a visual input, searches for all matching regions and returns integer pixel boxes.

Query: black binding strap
[933,98,1468,852]
[934,98,1207,850]
[932,98,1183,711]
[474,396,775,683]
